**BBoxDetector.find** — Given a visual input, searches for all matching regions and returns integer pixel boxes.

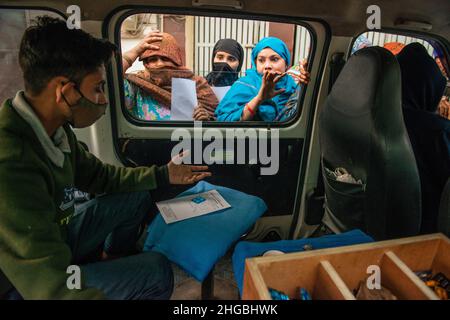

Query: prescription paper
[171,78,197,120]
[156,190,231,224]
[211,86,231,102]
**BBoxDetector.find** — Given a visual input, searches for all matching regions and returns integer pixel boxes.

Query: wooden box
[242,233,450,300]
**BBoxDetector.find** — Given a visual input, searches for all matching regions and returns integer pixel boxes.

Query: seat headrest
[327,46,401,117]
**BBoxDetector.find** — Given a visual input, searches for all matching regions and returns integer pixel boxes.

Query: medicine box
[242,233,449,300]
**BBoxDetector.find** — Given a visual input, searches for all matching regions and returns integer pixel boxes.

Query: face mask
[62,87,107,128]
[208,62,239,87]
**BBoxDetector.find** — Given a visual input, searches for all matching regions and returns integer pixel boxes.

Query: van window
[352,31,449,92]
[119,13,312,124]
[352,31,435,55]
[0,9,64,103]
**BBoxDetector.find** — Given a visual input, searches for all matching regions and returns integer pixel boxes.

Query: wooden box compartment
[242,233,450,300]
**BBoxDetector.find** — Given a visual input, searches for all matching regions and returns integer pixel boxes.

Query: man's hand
[438,96,450,120]
[167,151,212,185]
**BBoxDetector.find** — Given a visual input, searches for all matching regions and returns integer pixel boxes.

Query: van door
[100,7,330,241]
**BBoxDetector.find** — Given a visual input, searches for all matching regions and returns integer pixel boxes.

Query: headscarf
[398,43,450,233]
[126,32,218,118]
[215,37,298,122]
[351,35,372,54]
[139,33,183,66]
[383,42,405,55]
[206,39,244,87]
[397,42,446,112]
[433,46,444,59]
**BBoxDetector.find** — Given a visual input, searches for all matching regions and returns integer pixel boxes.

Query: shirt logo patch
[60,187,75,211]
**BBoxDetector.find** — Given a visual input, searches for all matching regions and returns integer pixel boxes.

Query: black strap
[328,52,346,91]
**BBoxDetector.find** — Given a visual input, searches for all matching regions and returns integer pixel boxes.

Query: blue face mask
[62,86,107,128]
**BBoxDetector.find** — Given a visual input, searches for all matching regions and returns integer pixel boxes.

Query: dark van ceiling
[2,0,450,40]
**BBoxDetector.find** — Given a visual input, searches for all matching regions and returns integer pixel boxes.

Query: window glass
[353,31,450,119]
[120,14,312,123]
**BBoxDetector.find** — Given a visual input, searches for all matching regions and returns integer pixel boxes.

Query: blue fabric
[251,37,292,68]
[232,229,374,296]
[143,181,267,282]
[215,37,298,122]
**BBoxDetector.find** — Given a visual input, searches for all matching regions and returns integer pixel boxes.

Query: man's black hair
[19,16,117,95]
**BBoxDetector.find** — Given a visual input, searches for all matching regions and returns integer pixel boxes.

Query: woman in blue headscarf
[215,37,309,122]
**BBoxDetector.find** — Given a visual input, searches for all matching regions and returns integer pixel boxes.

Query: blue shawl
[215,37,298,122]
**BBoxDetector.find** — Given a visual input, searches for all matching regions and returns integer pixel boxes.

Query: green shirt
[0,97,168,299]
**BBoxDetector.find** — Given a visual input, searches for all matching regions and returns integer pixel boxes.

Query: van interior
[0,0,449,300]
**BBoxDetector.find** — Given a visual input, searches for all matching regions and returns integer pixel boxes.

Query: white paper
[171,78,197,120]
[211,86,231,102]
[156,190,231,224]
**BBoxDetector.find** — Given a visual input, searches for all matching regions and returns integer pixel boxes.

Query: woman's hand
[131,31,163,57]
[257,71,287,102]
[287,59,311,85]
[438,96,450,120]
[193,106,211,121]
[167,150,212,185]
[122,31,163,73]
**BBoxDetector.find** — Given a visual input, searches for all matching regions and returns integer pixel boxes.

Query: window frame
[106,6,320,129]
[349,28,450,62]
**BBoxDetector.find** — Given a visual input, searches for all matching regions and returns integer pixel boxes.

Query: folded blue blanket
[144,181,267,282]
[232,229,374,296]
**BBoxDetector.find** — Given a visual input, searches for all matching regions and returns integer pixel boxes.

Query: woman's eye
[96,84,105,93]
[228,57,236,62]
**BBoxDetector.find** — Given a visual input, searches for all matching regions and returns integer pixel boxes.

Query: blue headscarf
[215,37,298,122]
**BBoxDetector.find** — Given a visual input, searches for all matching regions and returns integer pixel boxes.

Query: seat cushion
[143,181,267,281]
[232,229,374,296]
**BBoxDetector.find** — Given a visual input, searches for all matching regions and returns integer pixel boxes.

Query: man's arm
[0,160,105,299]
[72,134,169,195]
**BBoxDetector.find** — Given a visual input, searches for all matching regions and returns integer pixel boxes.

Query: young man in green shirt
[0,16,211,300]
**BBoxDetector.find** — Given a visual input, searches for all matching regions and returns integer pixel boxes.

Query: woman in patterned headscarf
[122,32,218,121]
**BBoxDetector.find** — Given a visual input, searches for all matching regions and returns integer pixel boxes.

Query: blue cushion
[232,229,374,296]
[143,181,267,282]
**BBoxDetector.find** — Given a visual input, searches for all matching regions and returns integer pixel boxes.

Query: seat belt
[328,52,346,90]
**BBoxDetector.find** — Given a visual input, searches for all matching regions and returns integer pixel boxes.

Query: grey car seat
[319,46,422,240]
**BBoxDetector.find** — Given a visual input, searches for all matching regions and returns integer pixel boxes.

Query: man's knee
[133,191,153,215]
[115,191,154,224]
[131,191,158,225]
[141,252,174,300]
